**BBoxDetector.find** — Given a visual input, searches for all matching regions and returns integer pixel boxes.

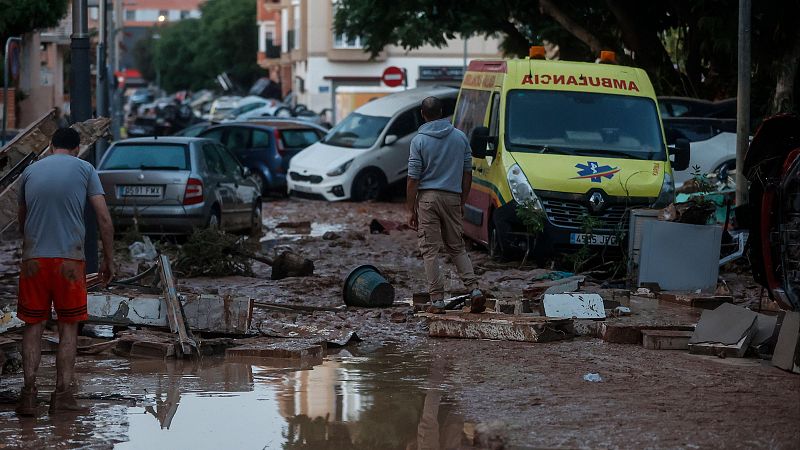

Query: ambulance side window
[489,92,501,139]
[453,89,492,138]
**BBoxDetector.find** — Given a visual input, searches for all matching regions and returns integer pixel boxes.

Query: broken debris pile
[176,228,255,277]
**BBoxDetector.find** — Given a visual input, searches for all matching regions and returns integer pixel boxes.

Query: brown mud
[0,198,797,448]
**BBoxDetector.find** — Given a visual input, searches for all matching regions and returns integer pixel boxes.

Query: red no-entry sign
[381,66,405,87]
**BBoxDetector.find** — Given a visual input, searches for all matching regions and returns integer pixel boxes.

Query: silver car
[98,137,262,234]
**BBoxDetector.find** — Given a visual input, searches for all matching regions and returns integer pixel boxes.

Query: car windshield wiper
[585,149,653,160]
[512,143,578,156]
[139,165,182,170]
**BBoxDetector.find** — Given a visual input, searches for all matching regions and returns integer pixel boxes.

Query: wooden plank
[0,114,110,232]
[422,312,574,343]
[158,255,196,357]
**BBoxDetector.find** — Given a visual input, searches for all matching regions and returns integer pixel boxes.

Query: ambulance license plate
[570,233,617,246]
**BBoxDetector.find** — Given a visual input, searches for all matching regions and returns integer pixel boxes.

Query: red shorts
[17,258,88,324]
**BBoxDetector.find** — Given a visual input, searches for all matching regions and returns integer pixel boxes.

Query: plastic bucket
[342,265,395,307]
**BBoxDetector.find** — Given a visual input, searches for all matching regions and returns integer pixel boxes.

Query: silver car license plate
[570,233,618,246]
[120,185,163,197]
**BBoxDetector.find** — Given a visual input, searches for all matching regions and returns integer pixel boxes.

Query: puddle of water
[0,346,472,449]
[260,221,345,243]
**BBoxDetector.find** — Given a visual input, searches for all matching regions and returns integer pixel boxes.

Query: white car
[287,86,458,201]
[222,96,293,121]
[663,117,739,187]
[206,96,242,121]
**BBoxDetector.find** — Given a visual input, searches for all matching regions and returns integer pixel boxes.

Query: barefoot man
[407,96,485,313]
[15,127,115,416]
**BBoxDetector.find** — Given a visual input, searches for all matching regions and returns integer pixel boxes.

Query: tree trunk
[538,0,609,56]
[604,0,684,94]
[770,28,800,114]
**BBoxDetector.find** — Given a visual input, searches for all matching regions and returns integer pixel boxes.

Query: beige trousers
[417,190,479,300]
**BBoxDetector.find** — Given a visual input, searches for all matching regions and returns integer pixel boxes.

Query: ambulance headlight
[507,164,542,209]
[653,172,675,208]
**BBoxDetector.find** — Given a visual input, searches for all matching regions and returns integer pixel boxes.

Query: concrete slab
[225,338,324,360]
[543,293,605,319]
[641,330,694,350]
[421,312,574,343]
[772,311,800,373]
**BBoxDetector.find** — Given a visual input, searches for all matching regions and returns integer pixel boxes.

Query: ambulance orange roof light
[599,50,617,64]
[529,46,546,60]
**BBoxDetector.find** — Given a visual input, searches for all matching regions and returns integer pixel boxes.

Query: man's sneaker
[426,300,446,314]
[469,289,486,313]
[15,386,38,417]
[49,390,89,415]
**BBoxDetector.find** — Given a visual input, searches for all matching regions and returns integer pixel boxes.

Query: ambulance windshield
[505,90,665,160]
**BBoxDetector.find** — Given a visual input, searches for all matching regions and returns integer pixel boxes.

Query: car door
[379,108,420,183]
[214,144,252,227]
[201,142,238,229]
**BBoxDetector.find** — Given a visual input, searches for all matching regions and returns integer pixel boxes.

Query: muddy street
[1,198,798,449]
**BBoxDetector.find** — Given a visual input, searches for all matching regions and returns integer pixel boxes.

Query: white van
[287,86,458,201]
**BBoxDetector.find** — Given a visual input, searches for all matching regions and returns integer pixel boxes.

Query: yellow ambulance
[456,48,690,259]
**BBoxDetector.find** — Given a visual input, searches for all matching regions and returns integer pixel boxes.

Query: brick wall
[0,88,16,129]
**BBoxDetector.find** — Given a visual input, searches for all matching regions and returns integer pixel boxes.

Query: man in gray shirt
[407,97,484,313]
[15,128,115,416]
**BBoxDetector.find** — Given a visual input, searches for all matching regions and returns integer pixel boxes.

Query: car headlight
[507,163,543,209]
[326,159,354,177]
[653,171,675,208]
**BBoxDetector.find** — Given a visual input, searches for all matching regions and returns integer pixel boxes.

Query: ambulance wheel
[488,217,508,262]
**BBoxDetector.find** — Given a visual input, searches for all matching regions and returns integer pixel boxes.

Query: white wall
[300,56,481,114]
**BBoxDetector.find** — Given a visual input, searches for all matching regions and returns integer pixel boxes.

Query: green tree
[334,0,800,117]
[143,0,263,92]
[0,0,69,44]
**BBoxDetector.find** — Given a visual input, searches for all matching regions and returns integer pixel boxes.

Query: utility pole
[71,0,99,273]
[735,0,751,207]
[96,0,109,163]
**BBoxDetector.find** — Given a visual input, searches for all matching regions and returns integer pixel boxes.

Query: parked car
[222,95,293,121]
[287,86,458,201]
[206,96,242,121]
[198,120,325,195]
[173,121,215,137]
[98,137,261,235]
[658,96,736,119]
[663,117,738,187]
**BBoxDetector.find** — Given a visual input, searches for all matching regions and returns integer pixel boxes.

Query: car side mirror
[384,134,398,146]
[242,167,251,178]
[470,126,497,159]
[670,138,691,171]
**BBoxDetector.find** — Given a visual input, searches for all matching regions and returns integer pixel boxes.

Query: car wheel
[207,207,221,230]
[351,169,386,201]
[258,173,270,196]
[249,201,262,235]
[488,215,508,262]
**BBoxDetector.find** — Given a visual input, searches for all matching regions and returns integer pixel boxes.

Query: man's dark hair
[421,96,443,120]
[51,127,81,150]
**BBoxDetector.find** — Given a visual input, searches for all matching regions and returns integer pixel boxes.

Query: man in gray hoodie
[407,97,485,313]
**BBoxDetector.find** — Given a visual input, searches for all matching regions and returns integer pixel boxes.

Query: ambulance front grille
[541,199,632,231]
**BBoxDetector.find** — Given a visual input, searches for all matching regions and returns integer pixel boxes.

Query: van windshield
[505,90,665,160]
[322,113,390,148]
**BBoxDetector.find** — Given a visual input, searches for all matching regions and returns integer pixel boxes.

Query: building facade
[258,0,501,122]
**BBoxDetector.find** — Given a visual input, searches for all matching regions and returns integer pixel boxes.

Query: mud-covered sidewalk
[0,198,798,449]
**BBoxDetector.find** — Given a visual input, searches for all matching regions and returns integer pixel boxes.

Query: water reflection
[0,345,472,449]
